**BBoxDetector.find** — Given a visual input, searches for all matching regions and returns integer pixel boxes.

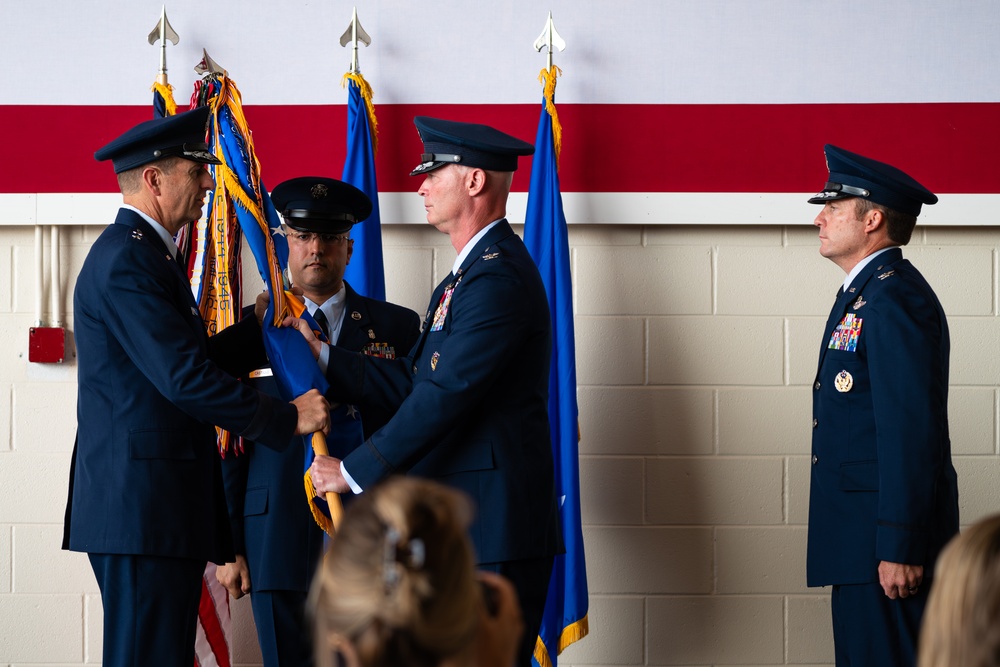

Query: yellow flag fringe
[151,81,177,116]
[533,616,588,667]
[341,72,379,155]
[538,65,563,169]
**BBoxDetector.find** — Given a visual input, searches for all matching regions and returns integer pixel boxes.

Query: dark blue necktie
[313,308,330,340]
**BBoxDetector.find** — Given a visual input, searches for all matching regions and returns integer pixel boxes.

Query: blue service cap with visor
[94,106,221,174]
[410,116,535,176]
[808,144,938,217]
[270,176,372,235]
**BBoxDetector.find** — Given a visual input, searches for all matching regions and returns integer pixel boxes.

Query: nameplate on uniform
[249,368,273,378]
[828,313,862,352]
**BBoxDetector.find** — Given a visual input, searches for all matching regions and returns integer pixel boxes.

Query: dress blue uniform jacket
[221,284,420,592]
[63,208,298,565]
[807,247,959,587]
[323,220,561,565]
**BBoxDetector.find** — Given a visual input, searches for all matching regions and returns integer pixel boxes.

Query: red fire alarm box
[28,327,66,363]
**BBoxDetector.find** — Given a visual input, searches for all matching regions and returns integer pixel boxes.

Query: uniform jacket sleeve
[867,274,951,564]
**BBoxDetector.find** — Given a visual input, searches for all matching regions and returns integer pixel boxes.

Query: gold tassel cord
[151,81,177,116]
[205,75,284,312]
[537,65,563,169]
[304,470,335,537]
[341,72,379,155]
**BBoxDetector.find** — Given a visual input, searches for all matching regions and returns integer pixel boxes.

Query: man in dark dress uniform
[806,144,959,667]
[305,118,562,667]
[63,108,329,667]
[219,177,420,667]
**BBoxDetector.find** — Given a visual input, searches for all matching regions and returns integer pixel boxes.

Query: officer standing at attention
[302,117,562,667]
[806,144,959,666]
[63,107,330,667]
[218,177,420,667]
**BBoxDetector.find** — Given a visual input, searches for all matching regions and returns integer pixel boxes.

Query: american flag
[195,565,232,667]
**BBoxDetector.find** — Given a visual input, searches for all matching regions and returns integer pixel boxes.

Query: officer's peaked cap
[270,177,372,234]
[410,116,534,176]
[808,144,937,217]
[95,106,221,174]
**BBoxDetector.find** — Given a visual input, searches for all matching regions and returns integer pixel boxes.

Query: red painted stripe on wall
[2,103,997,194]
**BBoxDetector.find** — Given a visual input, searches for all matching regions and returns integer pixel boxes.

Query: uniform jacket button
[814,380,821,390]
[812,454,818,464]
[812,418,818,428]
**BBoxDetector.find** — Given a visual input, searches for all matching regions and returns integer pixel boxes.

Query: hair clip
[408,539,426,569]
[383,527,402,591]
[382,527,427,593]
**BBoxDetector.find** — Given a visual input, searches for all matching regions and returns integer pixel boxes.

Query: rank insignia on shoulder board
[482,251,500,261]
[878,270,895,280]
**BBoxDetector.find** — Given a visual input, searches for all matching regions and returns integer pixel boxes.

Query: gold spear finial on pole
[147,6,180,87]
[339,7,372,74]
[533,11,566,70]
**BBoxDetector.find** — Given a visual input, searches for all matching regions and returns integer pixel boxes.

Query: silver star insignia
[346,404,359,420]
[271,225,287,238]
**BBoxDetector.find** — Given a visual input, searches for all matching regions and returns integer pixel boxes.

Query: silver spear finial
[339,7,372,74]
[148,6,180,86]
[533,11,566,70]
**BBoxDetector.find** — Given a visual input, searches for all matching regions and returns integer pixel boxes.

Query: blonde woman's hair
[309,477,480,667]
[919,514,1000,667]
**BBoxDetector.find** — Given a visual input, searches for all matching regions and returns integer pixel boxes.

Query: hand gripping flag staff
[339,7,386,301]
[523,13,589,667]
[194,56,360,537]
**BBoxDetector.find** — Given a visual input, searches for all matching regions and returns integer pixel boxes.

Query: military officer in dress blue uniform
[218,177,420,667]
[302,117,561,667]
[62,107,330,667]
[806,144,959,667]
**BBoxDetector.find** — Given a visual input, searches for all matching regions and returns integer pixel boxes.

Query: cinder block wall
[1,222,998,666]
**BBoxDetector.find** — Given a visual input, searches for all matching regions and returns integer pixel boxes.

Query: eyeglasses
[287,231,352,245]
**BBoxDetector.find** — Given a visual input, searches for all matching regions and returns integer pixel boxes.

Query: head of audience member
[409,117,533,249]
[271,177,372,304]
[94,106,221,235]
[309,477,522,667]
[807,144,937,272]
[919,513,1000,667]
